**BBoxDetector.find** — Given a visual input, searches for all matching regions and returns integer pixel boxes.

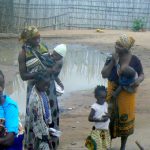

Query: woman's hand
[101,53,118,78]
[101,115,109,122]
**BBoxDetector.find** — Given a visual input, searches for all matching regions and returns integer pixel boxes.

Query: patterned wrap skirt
[107,81,135,138]
[86,129,111,150]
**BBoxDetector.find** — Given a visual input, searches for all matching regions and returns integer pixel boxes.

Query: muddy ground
[0,29,150,149]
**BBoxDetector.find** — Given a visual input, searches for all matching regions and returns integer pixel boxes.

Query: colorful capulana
[19,26,40,43]
[116,34,135,50]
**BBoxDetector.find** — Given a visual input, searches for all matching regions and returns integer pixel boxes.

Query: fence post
[25,0,30,26]
[17,0,21,33]
[68,13,71,30]
[53,16,57,30]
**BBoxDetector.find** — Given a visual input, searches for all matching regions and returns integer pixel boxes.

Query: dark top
[105,55,143,83]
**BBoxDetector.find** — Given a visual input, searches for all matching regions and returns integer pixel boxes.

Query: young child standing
[86,85,111,150]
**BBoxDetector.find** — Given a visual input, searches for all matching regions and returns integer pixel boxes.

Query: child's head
[121,66,136,79]
[94,85,107,104]
[35,72,50,92]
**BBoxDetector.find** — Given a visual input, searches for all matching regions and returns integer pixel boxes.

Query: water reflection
[60,44,107,92]
[0,39,20,65]
[6,44,107,114]
[10,74,27,114]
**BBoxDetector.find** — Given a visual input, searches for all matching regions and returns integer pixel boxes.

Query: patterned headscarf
[19,26,40,43]
[116,34,135,51]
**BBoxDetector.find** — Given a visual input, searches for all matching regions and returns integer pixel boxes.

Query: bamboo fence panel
[0,0,150,32]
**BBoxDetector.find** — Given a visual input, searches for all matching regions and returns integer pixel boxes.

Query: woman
[101,34,144,150]
[18,26,67,149]
[0,70,20,150]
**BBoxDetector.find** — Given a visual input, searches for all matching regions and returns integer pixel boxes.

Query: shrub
[132,18,144,31]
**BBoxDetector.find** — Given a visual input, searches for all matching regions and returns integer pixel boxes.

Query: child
[24,72,61,150]
[86,85,111,150]
[112,66,138,98]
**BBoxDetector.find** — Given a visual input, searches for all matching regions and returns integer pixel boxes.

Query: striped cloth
[40,92,51,124]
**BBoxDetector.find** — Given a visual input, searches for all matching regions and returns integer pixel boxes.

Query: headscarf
[19,26,40,43]
[116,34,135,51]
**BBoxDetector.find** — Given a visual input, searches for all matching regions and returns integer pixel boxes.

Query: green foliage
[132,18,145,31]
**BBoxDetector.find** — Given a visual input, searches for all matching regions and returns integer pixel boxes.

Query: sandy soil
[1,29,150,149]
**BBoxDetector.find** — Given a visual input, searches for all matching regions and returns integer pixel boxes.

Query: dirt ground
[1,29,150,149]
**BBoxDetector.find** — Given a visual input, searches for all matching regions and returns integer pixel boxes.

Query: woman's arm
[55,77,64,90]
[137,73,144,84]
[130,73,144,87]
[53,60,64,89]
[18,50,37,81]
[130,56,144,87]
[112,86,122,98]
[0,133,15,146]
[101,53,118,78]
[53,60,63,75]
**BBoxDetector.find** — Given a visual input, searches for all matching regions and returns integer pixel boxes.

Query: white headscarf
[54,44,67,57]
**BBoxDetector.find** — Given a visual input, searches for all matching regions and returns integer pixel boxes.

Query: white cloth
[91,102,110,130]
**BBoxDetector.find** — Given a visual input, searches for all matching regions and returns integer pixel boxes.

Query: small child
[113,66,138,98]
[25,72,61,150]
[86,85,111,150]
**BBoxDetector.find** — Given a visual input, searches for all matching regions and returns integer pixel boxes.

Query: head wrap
[19,26,40,43]
[54,44,67,57]
[116,34,135,50]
